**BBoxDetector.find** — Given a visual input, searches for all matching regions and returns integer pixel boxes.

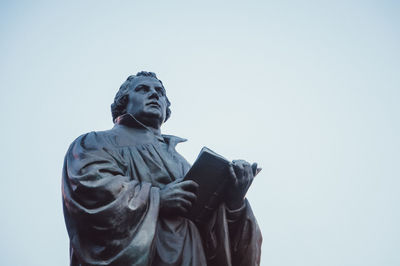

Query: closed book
[183,147,231,224]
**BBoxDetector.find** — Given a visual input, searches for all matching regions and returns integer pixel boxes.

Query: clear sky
[0,1,399,265]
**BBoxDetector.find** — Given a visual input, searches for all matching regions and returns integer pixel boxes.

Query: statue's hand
[159,178,199,217]
[225,160,255,210]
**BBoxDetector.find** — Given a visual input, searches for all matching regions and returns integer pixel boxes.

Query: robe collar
[114,113,187,146]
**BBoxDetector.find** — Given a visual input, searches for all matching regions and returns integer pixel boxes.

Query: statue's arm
[200,200,262,266]
[226,200,262,266]
[223,159,262,265]
[62,132,159,265]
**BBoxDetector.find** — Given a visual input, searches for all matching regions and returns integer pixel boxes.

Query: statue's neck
[147,126,161,136]
[115,113,162,137]
[127,114,162,137]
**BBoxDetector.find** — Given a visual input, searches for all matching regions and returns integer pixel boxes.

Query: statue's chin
[135,113,163,129]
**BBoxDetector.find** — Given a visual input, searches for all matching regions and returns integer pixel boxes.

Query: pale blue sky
[0,1,399,265]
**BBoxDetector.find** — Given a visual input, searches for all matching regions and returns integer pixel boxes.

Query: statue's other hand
[159,179,199,217]
[225,160,255,210]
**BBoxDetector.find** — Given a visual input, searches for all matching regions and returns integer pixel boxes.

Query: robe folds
[62,114,262,266]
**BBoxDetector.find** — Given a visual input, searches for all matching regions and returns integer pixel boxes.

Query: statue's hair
[111,71,171,122]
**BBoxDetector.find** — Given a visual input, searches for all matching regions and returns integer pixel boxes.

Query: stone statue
[62,71,262,266]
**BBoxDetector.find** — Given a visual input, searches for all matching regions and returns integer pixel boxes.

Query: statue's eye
[135,85,148,92]
[155,87,165,96]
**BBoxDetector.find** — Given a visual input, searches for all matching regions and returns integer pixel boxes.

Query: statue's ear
[120,95,129,116]
[164,107,171,122]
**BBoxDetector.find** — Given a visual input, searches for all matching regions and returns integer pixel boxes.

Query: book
[183,147,261,224]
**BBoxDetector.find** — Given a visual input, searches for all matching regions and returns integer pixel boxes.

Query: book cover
[183,147,231,224]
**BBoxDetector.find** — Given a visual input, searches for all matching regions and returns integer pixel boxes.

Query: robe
[62,114,262,266]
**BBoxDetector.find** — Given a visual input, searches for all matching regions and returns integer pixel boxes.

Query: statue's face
[126,76,167,128]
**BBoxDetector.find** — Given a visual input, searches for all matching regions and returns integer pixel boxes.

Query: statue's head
[111,71,171,129]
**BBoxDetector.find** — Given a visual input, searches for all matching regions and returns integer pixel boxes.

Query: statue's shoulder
[70,129,119,151]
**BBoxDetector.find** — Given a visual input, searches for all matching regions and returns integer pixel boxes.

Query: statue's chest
[122,144,187,189]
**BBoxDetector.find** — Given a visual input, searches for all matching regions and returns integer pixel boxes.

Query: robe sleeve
[62,132,160,266]
[201,200,262,266]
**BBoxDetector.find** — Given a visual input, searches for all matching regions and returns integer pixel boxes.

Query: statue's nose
[148,87,159,99]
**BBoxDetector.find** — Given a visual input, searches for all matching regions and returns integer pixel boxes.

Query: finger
[243,163,253,178]
[242,161,251,167]
[233,159,248,167]
[171,178,184,184]
[177,198,193,212]
[179,191,197,202]
[178,180,199,190]
[246,173,255,191]
[229,164,238,186]
[251,163,258,176]
[177,205,189,214]
[233,162,245,183]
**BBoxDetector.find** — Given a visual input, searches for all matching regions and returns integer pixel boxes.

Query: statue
[62,71,262,266]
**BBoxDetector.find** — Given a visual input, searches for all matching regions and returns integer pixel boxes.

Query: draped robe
[62,114,262,266]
